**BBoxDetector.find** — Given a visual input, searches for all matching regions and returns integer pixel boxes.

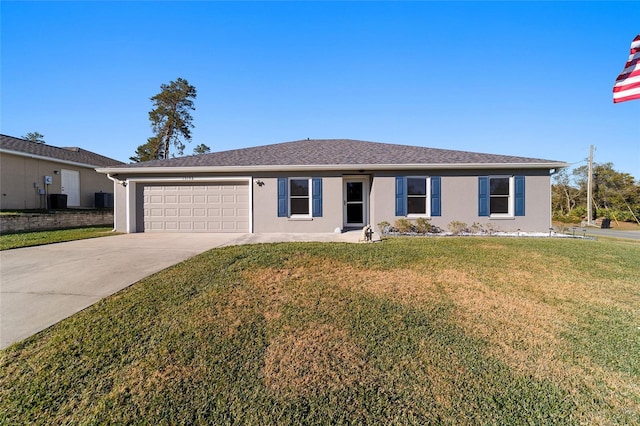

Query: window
[395,176,441,217]
[290,178,310,216]
[407,177,428,215]
[490,177,510,215]
[277,177,323,218]
[478,176,525,217]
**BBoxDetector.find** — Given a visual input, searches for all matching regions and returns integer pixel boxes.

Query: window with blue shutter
[478,177,489,216]
[278,177,322,218]
[480,176,523,217]
[312,178,323,217]
[431,176,441,217]
[395,177,406,216]
[515,176,525,216]
[277,177,288,217]
[396,176,439,217]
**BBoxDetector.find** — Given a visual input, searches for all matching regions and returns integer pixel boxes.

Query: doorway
[61,169,80,206]
[343,177,369,228]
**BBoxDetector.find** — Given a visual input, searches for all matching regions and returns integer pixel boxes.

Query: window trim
[406,176,431,218]
[488,175,515,218]
[288,177,312,218]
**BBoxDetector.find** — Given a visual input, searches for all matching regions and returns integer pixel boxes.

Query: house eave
[0,148,104,169]
[96,162,570,175]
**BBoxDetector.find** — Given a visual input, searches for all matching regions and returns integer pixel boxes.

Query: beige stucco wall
[0,152,114,210]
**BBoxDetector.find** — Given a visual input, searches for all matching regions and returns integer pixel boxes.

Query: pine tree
[131,78,197,162]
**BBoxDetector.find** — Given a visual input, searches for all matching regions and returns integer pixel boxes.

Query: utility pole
[587,145,594,226]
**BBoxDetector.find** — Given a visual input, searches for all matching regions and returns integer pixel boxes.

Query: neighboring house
[0,134,124,210]
[96,139,568,234]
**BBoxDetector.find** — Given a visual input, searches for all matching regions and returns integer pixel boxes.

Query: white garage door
[143,182,249,232]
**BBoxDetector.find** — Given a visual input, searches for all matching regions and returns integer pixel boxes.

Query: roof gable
[0,134,124,167]
[110,139,565,170]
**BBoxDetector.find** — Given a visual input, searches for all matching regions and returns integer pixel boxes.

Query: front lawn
[1,238,638,424]
[0,227,116,250]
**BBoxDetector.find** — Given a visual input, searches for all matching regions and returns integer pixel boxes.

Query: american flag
[613,34,640,103]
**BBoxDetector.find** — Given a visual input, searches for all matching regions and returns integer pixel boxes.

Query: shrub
[377,221,391,235]
[415,217,433,234]
[394,218,414,233]
[484,223,500,234]
[447,221,470,235]
[470,222,484,234]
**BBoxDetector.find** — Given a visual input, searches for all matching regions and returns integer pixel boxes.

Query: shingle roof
[0,134,124,167]
[112,139,564,169]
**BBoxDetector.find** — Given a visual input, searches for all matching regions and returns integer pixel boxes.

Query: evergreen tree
[193,144,211,155]
[23,131,45,144]
[131,78,197,162]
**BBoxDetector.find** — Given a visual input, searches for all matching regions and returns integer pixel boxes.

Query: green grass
[0,227,117,250]
[1,238,639,424]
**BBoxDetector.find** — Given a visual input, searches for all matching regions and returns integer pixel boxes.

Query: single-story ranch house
[0,134,124,210]
[96,139,568,234]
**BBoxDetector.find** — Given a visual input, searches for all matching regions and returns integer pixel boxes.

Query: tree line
[552,163,640,224]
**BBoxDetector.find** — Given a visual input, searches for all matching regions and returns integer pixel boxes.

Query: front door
[61,169,81,206]
[343,177,368,228]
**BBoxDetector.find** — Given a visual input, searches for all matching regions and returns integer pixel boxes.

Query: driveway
[1,231,360,349]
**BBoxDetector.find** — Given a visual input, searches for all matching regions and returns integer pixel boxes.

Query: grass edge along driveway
[1,237,638,424]
[0,227,117,250]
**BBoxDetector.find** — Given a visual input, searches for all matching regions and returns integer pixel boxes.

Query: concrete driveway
[1,231,360,349]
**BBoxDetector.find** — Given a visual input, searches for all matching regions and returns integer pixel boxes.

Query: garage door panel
[143,182,249,233]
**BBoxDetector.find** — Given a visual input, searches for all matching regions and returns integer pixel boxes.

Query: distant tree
[193,144,211,155]
[129,136,161,163]
[23,131,45,144]
[131,78,197,162]
[552,168,581,216]
[552,162,639,223]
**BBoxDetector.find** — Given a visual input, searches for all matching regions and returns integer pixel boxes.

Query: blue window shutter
[277,177,288,217]
[478,177,489,216]
[395,176,406,216]
[312,178,323,217]
[430,176,441,217]
[515,176,525,216]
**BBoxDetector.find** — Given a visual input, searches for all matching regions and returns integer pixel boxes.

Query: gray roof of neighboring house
[0,134,124,167]
[104,139,565,171]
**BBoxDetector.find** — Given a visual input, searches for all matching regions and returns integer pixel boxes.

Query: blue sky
[2,1,639,178]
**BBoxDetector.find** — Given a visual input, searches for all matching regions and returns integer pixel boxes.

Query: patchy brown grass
[263,323,369,398]
[241,247,639,424]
